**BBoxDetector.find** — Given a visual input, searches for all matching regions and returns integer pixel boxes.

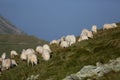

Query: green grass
[0,34,48,56]
[0,25,120,80]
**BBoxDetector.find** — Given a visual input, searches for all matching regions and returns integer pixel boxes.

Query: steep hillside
[0,16,25,35]
[0,15,48,54]
[0,23,120,80]
[0,34,48,56]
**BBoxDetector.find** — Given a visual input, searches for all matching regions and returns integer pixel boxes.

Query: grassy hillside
[0,24,120,80]
[0,34,48,56]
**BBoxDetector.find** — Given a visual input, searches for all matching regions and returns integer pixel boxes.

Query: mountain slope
[0,15,48,55]
[0,23,120,80]
[0,16,25,35]
[0,34,48,55]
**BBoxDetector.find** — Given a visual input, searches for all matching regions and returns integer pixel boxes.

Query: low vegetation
[0,34,48,56]
[0,23,120,80]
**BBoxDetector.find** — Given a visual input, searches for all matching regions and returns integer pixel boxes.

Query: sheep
[43,44,52,53]
[11,59,17,67]
[10,50,18,58]
[36,44,52,61]
[92,25,97,33]
[20,49,38,66]
[1,58,17,71]
[1,53,6,59]
[36,46,43,54]
[78,35,88,42]
[20,49,35,61]
[42,49,50,61]
[103,24,113,30]
[60,41,69,48]
[81,29,93,38]
[111,23,117,28]
[87,31,93,38]
[81,35,89,40]
[103,23,117,30]
[20,49,27,61]
[78,37,82,42]
[25,48,35,55]
[60,36,65,42]
[27,53,37,66]
[65,35,76,46]
[0,53,12,71]
[50,40,59,45]
[78,29,93,42]
[1,58,12,71]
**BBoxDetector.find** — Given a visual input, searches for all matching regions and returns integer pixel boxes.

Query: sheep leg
[27,59,30,66]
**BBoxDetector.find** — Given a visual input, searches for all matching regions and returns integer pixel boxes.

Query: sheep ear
[1,53,6,59]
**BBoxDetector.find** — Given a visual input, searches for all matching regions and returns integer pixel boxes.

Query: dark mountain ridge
[0,16,26,35]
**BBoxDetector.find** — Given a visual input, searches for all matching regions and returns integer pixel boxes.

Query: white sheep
[11,59,17,67]
[42,49,50,61]
[60,36,65,42]
[20,49,27,61]
[111,23,117,28]
[20,49,38,66]
[36,44,52,61]
[81,29,93,38]
[25,48,35,55]
[20,49,35,61]
[1,58,17,71]
[65,35,76,46]
[10,50,18,58]
[36,46,43,54]
[1,58,12,71]
[27,53,37,66]
[87,31,93,38]
[50,40,59,45]
[92,25,97,33]
[60,41,69,48]
[43,44,52,53]
[78,35,88,42]
[78,37,82,42]
[103,23,117,30]
[103,24,113,30]
[1,53,6,59]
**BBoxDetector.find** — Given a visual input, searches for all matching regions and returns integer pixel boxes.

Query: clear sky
[0,0,120,41]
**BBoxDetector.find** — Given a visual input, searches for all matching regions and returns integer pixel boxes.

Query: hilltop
[0,23,120,80]
[0,16,25,35]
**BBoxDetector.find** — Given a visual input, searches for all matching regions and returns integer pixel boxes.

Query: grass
[0,34,48,56]
[0,24,120,80]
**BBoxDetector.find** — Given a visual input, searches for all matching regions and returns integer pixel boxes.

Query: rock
[76,65,97,78]
[63,74,81,80]
[63,57,120,80]
[111,61,120,72]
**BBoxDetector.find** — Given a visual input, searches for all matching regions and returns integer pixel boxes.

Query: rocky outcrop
[63,57,120,80]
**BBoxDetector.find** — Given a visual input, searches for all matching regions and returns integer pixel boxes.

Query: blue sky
[0,0,120,41]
